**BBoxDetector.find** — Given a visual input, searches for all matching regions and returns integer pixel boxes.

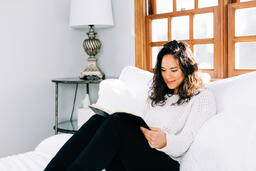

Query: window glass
[194,13,214,39]
[235,7,256,36]
[194,44,214,69]
[152,18,168,42]
[152,46,162,68]
[235,42,256,69]
[177,0,194,11]
[156,0,173,14]
[198,0,218,8]
[171,16,189,40]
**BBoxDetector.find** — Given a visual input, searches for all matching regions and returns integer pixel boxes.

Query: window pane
[235,7,256,37]
[171,16,189,40]
[152,46,162,68]
[194,44,214,69]
[152,18,168,42]
[194,13,214,39]
[177,0,194,11]
[198,0,218,8]
[156,0,173,14]
[235,42,256,69]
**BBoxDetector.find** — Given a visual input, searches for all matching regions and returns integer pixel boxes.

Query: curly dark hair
[149,40,204,106]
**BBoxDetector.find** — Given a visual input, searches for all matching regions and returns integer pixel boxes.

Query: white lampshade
[69,0,114,28]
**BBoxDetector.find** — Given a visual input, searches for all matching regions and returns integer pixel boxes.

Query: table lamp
[69,0,114,80]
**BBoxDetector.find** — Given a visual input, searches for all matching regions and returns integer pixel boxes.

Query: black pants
[45,113,180,171]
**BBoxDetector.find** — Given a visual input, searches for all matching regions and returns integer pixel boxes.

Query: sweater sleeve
[157,90,216,158]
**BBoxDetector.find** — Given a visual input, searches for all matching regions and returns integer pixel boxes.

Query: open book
[89,104,150,130]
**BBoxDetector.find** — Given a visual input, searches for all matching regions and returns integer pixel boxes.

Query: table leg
[86,83,89,94]
[55,83,59,135]
[70,83,79,121]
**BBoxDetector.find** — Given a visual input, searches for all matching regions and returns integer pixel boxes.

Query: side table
[52,77,102,134]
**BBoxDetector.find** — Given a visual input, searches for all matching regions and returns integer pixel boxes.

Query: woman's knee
[105,113,135,131]
[104,114,123,128]
[91,114,105,120]
[79,114,105,129]
[106,113,121,122]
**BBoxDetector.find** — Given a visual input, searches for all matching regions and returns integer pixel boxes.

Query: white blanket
[0,134,72,171]
[1,116,256,171]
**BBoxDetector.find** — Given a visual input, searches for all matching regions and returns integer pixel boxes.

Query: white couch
[94,66,256,171]
[1,66,255,171]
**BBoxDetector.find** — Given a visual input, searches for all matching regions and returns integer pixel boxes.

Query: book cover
[89,104,150,130]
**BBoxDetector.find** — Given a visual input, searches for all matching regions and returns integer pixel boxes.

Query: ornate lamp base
[80,25,104,80]
[80,57,104,80]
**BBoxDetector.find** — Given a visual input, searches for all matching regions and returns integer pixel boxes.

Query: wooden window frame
[135,0,256,79]
[228,1,256,76]
[135,0,147,70]
[147,7,221,79]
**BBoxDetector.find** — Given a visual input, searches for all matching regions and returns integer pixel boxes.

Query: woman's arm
[157,90,216,158]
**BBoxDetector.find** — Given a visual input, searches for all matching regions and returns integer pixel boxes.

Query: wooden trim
[222,0,229,78]
[214,7,221,78]
[191,39,214,44]
[151,40,191,46]
[135,0,147,69]
[173,0,177,12]
[228,3,235,77]
[148,7,214,19]
[146,18,152,71]
[231,1,256,9]
[152,0,157,14]
[189,14,194,41]
[234,36,256,42]
[148,0,153,15]
[199,69,215,71]
[232,0,240,3]
[147,46,152,70]
[190,43,194,54]
[218,0,223,78]
[195,0,198,9]
[150,41,168,47]
[168,17,172,41]
[234,68,256,71]
[148,0,156,15]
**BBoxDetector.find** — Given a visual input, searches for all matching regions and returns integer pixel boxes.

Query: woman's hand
[140,126,167,149]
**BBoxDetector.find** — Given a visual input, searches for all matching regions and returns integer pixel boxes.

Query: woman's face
[161,54,184,94]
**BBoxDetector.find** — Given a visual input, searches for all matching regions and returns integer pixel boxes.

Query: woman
[45,40,216,171]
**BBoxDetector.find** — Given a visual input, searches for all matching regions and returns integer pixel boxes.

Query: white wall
[97,0,135,77]
[0,0,135,157]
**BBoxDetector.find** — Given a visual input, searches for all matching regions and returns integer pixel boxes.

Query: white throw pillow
[95,66,153,116]
[95,79,144,116]
[208,71,256,114]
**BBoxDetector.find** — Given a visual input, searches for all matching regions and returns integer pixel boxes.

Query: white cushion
[95,66,153,116]
[95,79,139,115]
[181,111,256,171]
[181,71,256,171]
[118,66,153,109]
[208,71,256,114]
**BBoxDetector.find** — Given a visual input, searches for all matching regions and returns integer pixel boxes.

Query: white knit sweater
[142,88,216,162]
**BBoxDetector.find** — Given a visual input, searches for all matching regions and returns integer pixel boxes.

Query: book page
[89,104,113,114]
[90,104,140,116]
